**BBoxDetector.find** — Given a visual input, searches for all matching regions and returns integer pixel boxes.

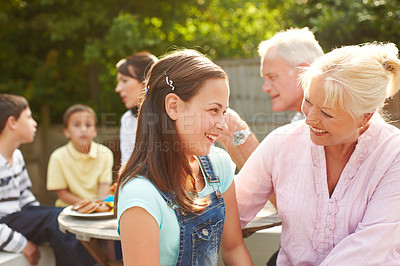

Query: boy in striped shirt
[0,94,95,265]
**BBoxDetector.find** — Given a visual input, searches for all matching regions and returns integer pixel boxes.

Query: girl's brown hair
[114,49,227,214]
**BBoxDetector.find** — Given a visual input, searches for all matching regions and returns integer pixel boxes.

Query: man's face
[260,48,304,112]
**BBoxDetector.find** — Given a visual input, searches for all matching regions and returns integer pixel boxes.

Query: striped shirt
[0,149,39,252]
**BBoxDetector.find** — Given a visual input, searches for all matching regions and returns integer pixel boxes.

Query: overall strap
[197,155,222,198]
[198,155,220,183]
[157,189,176,210]
[141,168,176,209]
[173,156,226,265]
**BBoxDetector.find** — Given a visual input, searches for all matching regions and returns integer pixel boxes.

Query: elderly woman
[235,43,400,265]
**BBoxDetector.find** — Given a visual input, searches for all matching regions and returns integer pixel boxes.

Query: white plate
[62,205,114,218]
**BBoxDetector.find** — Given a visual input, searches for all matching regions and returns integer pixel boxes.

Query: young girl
[115,52,158,166]
[115,50,253,265]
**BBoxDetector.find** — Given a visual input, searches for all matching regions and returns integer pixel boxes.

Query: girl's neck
[189,156,200,176]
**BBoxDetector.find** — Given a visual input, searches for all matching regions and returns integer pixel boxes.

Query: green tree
[277,0,400,52]
[0,0,280,123]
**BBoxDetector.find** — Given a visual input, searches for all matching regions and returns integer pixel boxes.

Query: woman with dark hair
[115,49,253,265]
[115,52,158,165]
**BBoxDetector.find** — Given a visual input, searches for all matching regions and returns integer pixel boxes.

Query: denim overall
[159,155,226,266]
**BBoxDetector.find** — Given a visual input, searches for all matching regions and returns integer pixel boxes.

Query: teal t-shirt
[117,147,235,265]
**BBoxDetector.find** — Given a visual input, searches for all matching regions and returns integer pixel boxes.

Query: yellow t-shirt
[46,141,114,207]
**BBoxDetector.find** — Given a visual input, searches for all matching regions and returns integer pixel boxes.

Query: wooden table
[58,211,120,266]
[58,205,281,264]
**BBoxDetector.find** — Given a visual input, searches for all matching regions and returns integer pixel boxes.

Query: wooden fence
[20,58,400,205]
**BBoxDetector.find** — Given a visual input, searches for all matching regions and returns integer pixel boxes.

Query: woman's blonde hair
[301,42,400,121]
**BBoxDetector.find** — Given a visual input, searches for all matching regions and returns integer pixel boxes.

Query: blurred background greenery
[1,0,399,124]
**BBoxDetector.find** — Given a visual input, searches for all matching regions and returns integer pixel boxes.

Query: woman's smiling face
[301,75,361,147]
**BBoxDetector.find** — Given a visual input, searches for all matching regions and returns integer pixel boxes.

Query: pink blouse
[236,115,400,265]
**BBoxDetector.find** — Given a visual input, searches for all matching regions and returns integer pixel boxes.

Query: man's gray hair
[258,27,324,66]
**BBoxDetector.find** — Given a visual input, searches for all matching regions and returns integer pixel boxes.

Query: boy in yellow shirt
[47,104,113,207]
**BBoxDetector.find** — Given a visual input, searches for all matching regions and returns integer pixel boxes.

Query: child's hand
[22,240,40,265]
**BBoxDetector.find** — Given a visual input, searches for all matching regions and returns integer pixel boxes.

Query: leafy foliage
[279,0,400,52]
[0,0,278,123]
[1,0,399,123]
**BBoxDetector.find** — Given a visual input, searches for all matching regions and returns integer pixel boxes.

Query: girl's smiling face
[301,75,361,147]
[175,78,229,157]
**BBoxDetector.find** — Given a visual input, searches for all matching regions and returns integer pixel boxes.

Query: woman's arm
[235,135,275,228]
[119,206,160,266]
[221,181,253,266]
